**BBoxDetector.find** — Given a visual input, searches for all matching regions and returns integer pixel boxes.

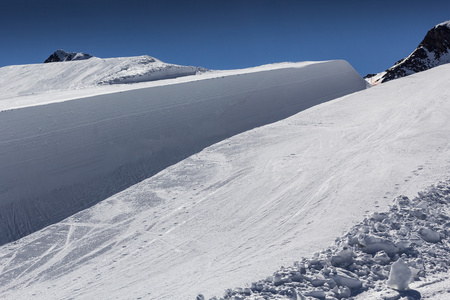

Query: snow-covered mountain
[366,20,450,85]
[0,52,203,100]
[0,56,449,300]
[44,49,93,63]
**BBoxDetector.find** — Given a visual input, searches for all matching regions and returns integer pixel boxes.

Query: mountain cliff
[366,21,450,84]
[44,49,93,63]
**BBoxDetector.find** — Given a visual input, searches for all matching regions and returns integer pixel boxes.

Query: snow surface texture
[0,54,201,100]
[0,63,450,299]
[366,20,450,85]
[211,182,450,299]
[0,60,366,245]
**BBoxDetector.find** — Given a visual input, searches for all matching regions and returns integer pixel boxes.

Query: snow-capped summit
[436,20,450,29]
[366,20,450,84]
[44,49,93,63]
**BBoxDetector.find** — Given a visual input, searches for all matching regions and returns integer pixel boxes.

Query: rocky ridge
[203,181,450,300]
[44,49,94,63]
[366,21,450,84]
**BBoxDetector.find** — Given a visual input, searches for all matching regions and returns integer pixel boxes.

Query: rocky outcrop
[366,21,450,84]
[44,49,93,63]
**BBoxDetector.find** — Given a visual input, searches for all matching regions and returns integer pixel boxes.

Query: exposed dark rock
[368,21,450,84]
[44,49,93,63]
[364,73,377,79]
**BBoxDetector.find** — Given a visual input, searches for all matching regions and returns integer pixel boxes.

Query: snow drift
[0,60,366,244]
[0,54,202,100]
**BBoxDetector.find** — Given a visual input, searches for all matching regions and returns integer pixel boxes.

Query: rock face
[44,49,93,63]
[366,21,450,84]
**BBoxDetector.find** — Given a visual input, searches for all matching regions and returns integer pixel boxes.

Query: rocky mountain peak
[44,50,93,63]
[418,21,450,59]
[366,21,450,84]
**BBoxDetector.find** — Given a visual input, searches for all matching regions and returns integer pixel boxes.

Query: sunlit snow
[0,59,366,245]
[0,57,449,299]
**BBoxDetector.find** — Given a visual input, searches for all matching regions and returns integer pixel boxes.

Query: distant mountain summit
[366,21,450,84]
[44,49,93,63]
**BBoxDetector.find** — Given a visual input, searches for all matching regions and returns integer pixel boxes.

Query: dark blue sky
[1,0,449,76]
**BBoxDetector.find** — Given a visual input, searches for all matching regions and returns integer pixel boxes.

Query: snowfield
[0,59,449,299]
[0,55,201,100]
[0,60,366,244]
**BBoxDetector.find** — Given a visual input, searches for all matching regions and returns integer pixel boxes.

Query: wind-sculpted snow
[212,182,450,299]
[0,60,366,245]
[0,55,201,99]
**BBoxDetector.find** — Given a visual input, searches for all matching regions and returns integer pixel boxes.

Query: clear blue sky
[1,0,449,76]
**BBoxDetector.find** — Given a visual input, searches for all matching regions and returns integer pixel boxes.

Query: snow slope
[0,54,201,100]
[0,62,449,299]
[227,182,449,299]
[0,60,366,245]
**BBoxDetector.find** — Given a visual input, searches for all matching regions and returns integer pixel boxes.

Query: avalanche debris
[211,180,450,299]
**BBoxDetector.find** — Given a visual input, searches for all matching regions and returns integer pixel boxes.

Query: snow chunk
[387,258,412,291]
[330,247,354,268]
[331,268,363,290]
[358,234,399,256]
[418,227,441,243]
[303,290,326,299]
[392,195,412,208]
[373,250,391,265]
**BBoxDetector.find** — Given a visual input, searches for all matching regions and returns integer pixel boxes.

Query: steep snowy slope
[366,20,450,85]
[0,63,449,299]
[0,54,202,99]
[0,60,366,245]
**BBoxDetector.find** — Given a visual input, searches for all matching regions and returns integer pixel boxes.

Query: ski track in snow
[0,62,450,299]
[213,180,450,300]
[0,60,366,245]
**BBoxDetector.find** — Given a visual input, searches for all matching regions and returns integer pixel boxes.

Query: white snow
[0,54,200,101]
[436,20,450,29]
[358,273,450,300]
[387,258,412,291]
[0,60,333,111]
[0,59,450,299]
[238,179,449,299]
[0,60,366,244]
[365,71,386,85]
